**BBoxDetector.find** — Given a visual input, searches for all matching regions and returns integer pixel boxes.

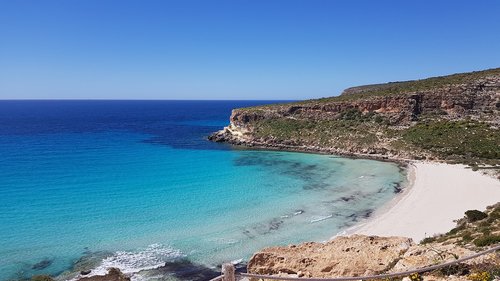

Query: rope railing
[212,244,499,281]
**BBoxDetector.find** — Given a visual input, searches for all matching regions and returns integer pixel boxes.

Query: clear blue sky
[1,0,499,100]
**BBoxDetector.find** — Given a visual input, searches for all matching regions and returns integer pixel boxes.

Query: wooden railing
[209,244,499,281]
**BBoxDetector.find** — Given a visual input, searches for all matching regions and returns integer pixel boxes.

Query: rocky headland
[209,68,500,167]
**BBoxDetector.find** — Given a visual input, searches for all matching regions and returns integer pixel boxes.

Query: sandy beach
[347,162,500,243]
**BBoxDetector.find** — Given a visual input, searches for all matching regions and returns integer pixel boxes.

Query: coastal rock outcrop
[247,235,413,278]
[390,243,475,272]
[247,235,491,279]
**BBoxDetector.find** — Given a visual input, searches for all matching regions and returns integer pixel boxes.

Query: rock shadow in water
[149,259,247,281]
[249,218,285,236]
[345,208,374,223]
[240,209,306,238]
[32,259,53,270]
[233,153,335,191]
[303,182,331,190]
[340,195,356,202]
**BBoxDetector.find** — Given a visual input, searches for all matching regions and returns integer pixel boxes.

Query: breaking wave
[83,244,183,279]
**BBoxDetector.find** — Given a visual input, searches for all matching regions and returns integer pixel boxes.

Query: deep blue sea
[0,101,406,281]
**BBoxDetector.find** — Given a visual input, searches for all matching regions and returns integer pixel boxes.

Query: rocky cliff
[248,235,414,278]
[247,205,500,280]
[210,68,500,165]
[247,235,499,280]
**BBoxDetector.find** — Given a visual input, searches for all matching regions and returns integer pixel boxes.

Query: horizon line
[0,98,302,101]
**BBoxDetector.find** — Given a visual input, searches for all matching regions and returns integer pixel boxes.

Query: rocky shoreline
[209,127,410,164]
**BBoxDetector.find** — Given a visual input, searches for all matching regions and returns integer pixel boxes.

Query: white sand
[347,162,500,243]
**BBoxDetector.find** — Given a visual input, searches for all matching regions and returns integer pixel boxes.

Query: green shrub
[340,109,364,121]
[374,115,384,123]
[473,235,500,247]
[478,221,490,227]
[465,210,488,222]
[420,236,437,244]
[402,121,500,162]
[439,263,470,276]
[461,232,473,243]
[479,227,491,235]
[447,223,466,235]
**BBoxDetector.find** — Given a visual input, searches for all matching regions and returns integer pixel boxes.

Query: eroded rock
[391,243,474,272]
[247,235,413,278]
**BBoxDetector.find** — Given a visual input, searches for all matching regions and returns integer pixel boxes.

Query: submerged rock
[32,259,53,270]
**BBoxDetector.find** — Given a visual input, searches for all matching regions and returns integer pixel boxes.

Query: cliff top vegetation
[241,67,500,111]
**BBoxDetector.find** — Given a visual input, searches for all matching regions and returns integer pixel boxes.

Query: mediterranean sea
[0,100,406,281]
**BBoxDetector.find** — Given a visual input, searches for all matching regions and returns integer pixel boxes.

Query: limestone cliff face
[209,69,500,162]
[224,75,499,130]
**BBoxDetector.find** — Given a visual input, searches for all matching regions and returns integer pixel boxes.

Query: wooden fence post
[222,263,236,281]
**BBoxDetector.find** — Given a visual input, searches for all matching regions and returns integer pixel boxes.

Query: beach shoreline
[225,139,500,244]
[342,161,500,243]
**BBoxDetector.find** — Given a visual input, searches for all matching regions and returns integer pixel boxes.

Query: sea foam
[84,244,183,279]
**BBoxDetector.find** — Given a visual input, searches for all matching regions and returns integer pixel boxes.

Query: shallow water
[0,101,406,281]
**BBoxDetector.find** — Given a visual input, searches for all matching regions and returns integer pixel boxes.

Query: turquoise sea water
[0,101,406,281]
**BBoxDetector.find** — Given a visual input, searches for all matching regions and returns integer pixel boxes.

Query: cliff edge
[210,68,500,166]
